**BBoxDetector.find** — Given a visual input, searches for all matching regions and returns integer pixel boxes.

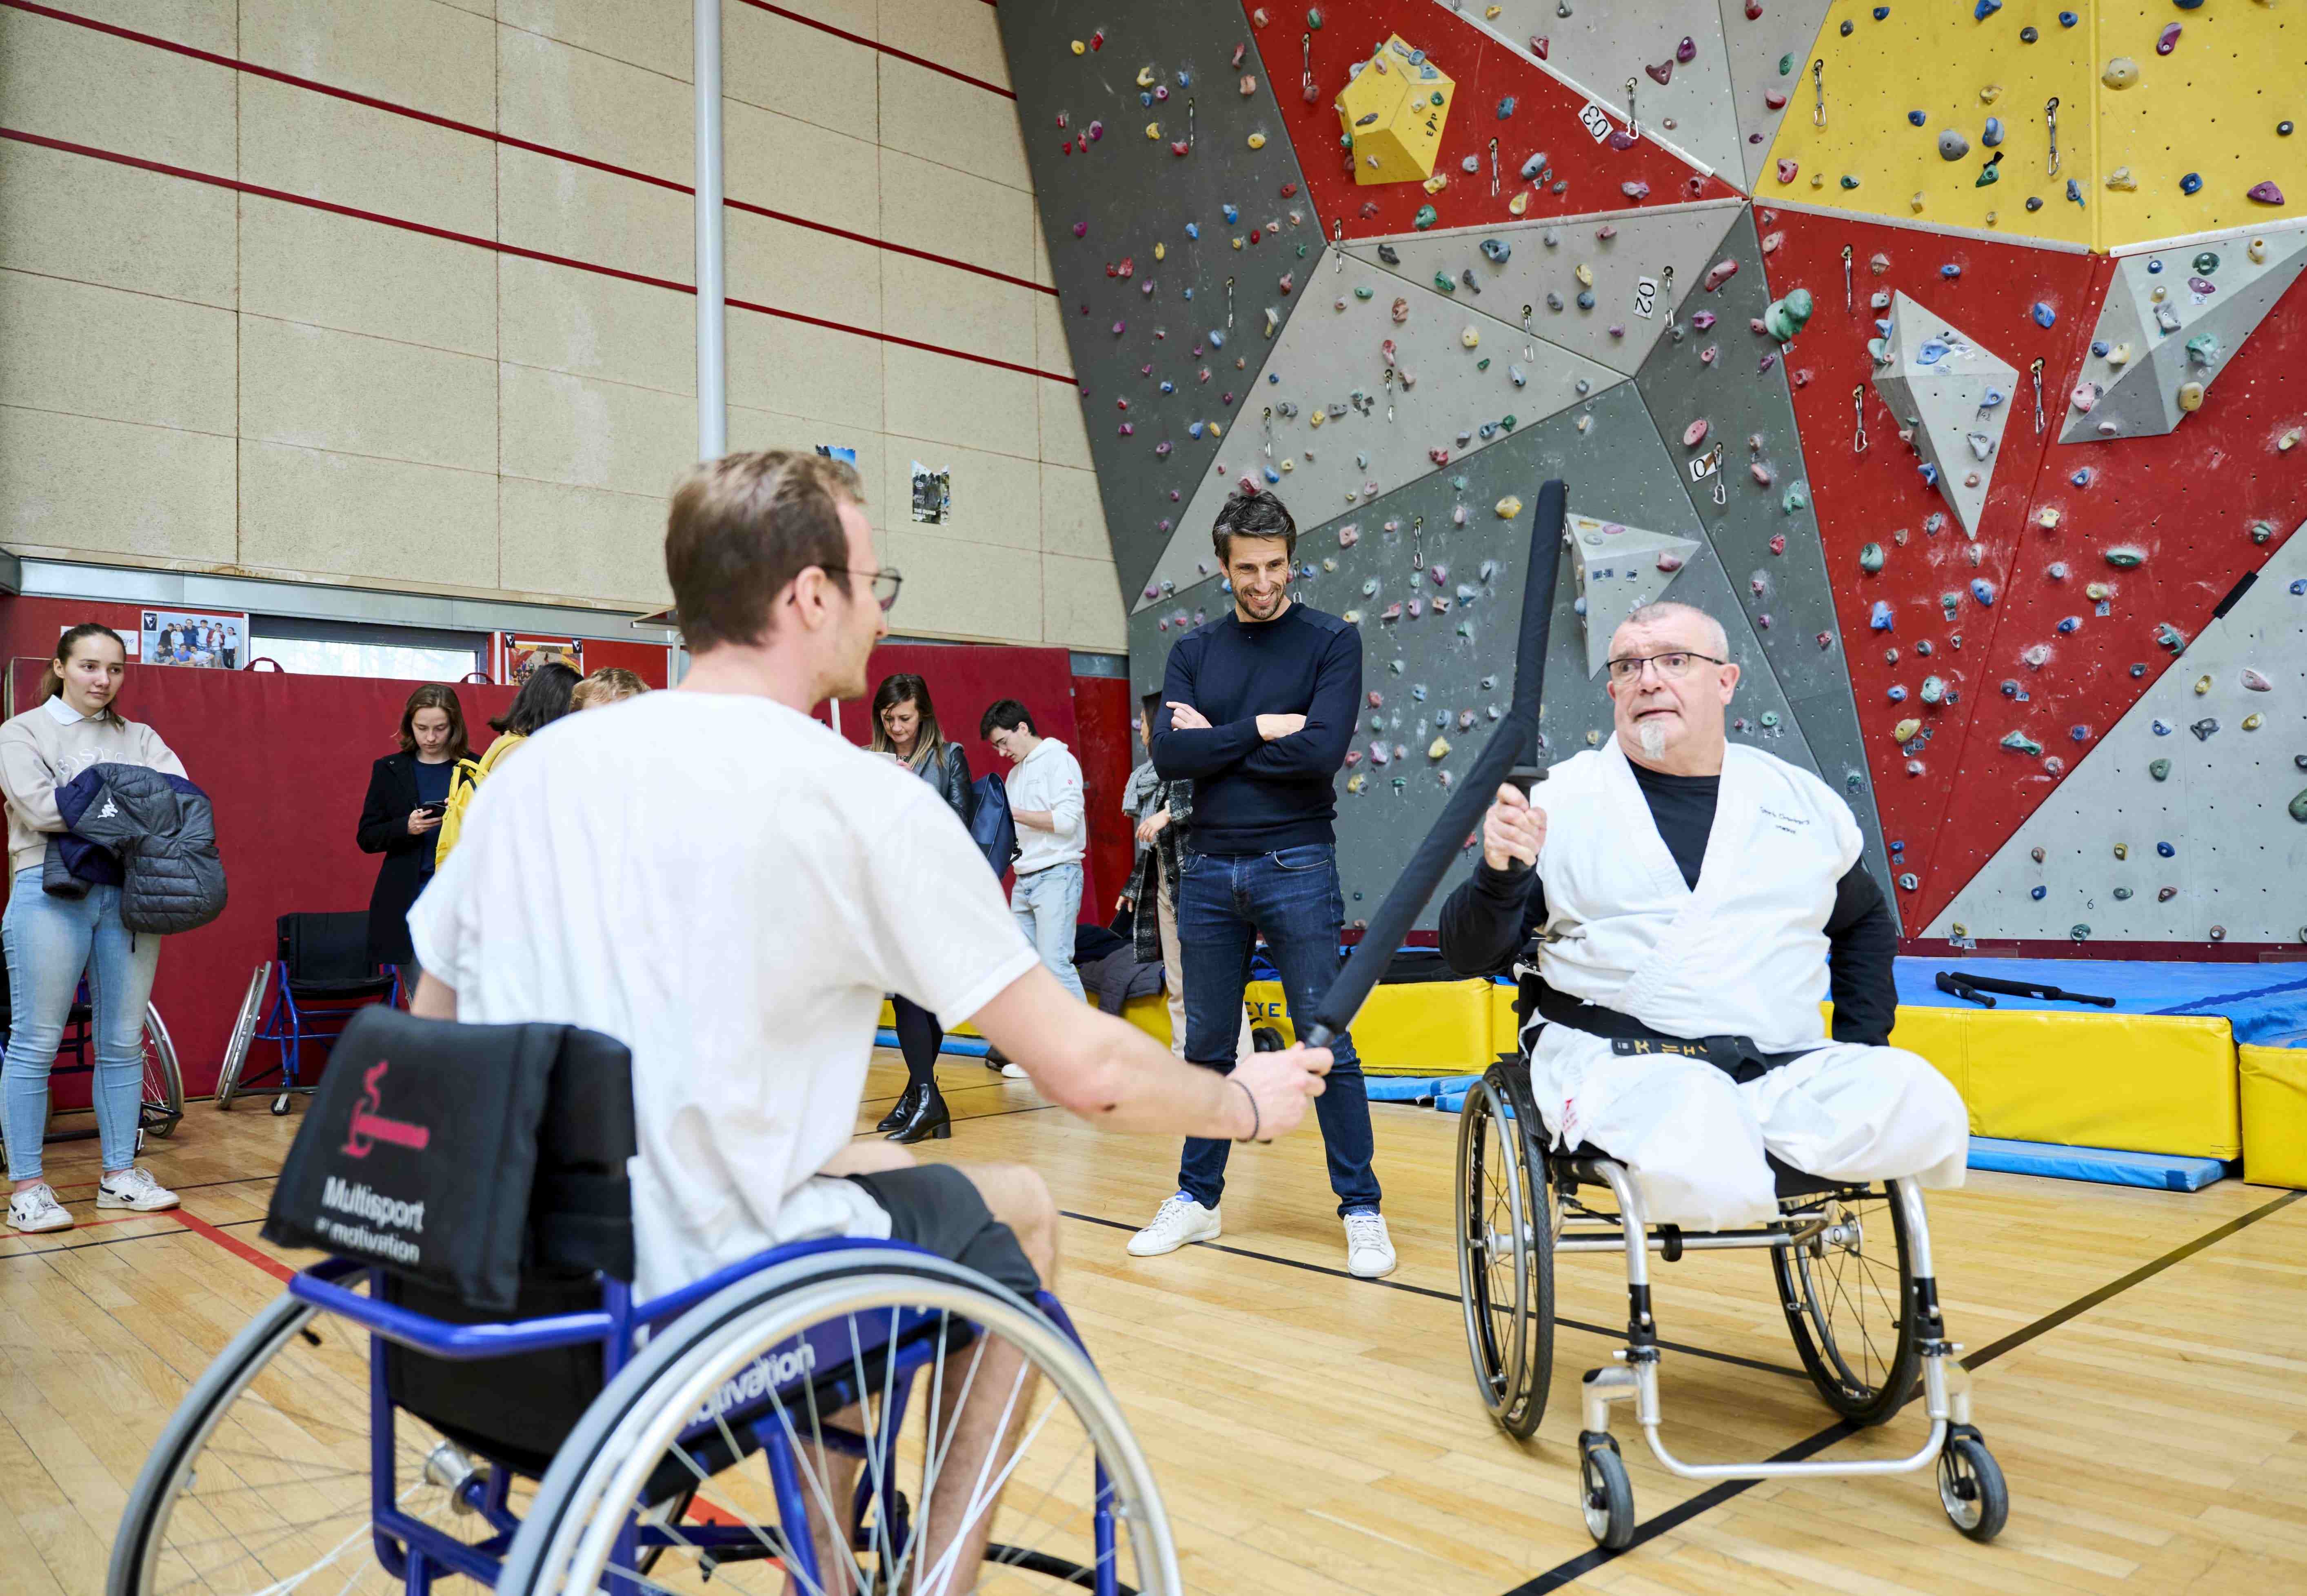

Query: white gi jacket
[1510,738,1965,1226]
[1530,738,1860,1054]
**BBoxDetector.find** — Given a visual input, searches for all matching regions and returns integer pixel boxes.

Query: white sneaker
[97,1167,180,1213]
[1001,1062,1028,1080]
[1343,1211,1397,1279]
[1126,1193,1221,1256]
[7,1184,72,1234]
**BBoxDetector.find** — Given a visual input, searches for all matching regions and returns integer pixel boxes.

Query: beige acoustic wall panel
[0,0,1113,646]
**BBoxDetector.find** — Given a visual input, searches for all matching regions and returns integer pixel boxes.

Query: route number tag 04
[1633,276,1660,318]
[1578,102,1612,142]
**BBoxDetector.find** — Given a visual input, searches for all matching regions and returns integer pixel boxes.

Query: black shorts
[845,1165,1041,1303]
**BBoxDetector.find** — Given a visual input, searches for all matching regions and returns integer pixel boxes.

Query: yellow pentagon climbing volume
[1335,34,1453,187]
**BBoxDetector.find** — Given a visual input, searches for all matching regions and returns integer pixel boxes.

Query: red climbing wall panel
[1921,257,2307,926]
[1760,210,2098,918]
[1248,0,1737,244]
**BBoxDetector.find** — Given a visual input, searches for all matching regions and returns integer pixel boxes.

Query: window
[245,617,488,682]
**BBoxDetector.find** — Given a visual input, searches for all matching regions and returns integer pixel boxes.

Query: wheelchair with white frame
[109,1011,1178,1596]
[1453,1057,2009,1550]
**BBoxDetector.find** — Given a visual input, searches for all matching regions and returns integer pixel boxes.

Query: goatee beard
[1637,720,1668,758]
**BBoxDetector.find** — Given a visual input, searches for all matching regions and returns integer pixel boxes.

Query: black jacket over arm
[358,752,428,967]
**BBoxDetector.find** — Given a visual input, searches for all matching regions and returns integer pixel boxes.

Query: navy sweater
[1150,602,1363,855]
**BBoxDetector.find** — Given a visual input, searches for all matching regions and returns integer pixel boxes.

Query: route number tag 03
[1578,102,1612,142]
[1633,276,1660,318]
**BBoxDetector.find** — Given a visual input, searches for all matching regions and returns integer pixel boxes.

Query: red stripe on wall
[0,0,1053,298]
[0,127,1079,386]
[734,0,1016,100]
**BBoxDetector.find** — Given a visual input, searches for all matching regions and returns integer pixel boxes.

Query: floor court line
[1494,1185,2307,1595]
[1057,1207,1810,1381]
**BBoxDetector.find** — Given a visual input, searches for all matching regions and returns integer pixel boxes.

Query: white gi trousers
[1526,1024,1970,1231]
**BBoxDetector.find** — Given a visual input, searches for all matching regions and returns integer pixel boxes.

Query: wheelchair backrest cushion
[262,1007,635,1309]
[277,910,378,984]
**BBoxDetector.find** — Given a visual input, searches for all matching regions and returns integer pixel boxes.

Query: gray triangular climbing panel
[1634,205,1895,921]
[1566,514,1704,677]
[1925,522,2307,946]
[994,0,1321,602]
[1130,244,1625,611]
[1456,0,1748,183]
[2059,229,2307,444]
[1869,291,2020,539]
[1342,201,1744,376]
[1716,0,1835,194]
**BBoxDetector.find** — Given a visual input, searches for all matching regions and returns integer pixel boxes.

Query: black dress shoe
[886,1085,952,1144]
[983,1045,1010,1071]
[876,1081,923,1134]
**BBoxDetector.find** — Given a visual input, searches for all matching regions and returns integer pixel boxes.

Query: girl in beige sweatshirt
[0,624,187,1232]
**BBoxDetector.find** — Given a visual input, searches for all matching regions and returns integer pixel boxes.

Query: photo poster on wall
[815,444,858,466]
[139,609,246,669]
[910,461,951,524]
[501,634,584,686]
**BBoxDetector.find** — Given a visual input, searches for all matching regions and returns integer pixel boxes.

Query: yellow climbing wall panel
[2092,0,2304,249]
[1759,0,2099,249]
[1336,35,1455,186]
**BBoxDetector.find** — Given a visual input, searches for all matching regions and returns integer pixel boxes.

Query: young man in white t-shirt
[407,450,1331,1592]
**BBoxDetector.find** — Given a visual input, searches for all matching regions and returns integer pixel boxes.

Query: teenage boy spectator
[981,700,1087,1010]
[1132,488,1393,1278]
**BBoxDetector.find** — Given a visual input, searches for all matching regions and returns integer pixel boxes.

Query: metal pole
[693,0,726,460]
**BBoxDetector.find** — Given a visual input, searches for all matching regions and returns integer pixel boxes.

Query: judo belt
[1532,984,1816,1086]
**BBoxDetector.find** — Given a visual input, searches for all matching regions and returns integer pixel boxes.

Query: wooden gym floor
[3,1051,2303,1596]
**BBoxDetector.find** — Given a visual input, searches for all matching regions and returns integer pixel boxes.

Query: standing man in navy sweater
[1127,489,1393,1278]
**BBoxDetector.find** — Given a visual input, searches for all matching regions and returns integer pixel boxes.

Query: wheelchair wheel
[140,1002,184,1140]
[1937,1429,2009,1543]
[1576,1432,1634,1550]
[213,963,271,1112]
[1454,1064,1553,1440]
[110,1290,522,1596]
[500,1246,1179,1596]
[1770,1179,1921,1427]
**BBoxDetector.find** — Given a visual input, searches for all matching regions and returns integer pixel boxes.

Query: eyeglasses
[842,568,904,611]
[1605,650,1725,683]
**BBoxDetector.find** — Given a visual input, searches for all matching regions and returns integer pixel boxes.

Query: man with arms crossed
[409,452,1331,1594]
[1437,601,1966,1228]
[1131,488,1394,1278]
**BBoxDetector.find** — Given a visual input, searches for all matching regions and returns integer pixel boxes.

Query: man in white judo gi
[1438,601,1969,1228]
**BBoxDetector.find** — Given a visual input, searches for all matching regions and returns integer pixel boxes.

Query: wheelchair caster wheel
[1938,1429,2008,1543]
[1577,1431,1634,1549]
[270,1093,291,1117]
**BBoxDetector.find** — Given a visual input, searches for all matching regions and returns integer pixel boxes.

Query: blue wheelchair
[109,1017,1178,1596]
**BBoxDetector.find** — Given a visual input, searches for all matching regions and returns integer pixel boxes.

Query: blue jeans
[3,868,160,1181]
[1175,845,1380,1215]
[1011,861,1086,1003]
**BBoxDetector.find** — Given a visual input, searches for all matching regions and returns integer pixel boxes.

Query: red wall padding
[828,643,1124,919]
[1068,675,1139,925]
[579,638,673,688]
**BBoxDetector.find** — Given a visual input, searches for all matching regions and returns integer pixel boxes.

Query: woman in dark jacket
[357,685,469,973]
[865,673,973,1142]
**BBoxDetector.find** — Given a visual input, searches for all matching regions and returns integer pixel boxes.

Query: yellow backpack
[432,734,523,868]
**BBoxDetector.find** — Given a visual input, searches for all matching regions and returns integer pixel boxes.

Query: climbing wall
[1004,0,2307,955]
[995,0,1321,601]
[1926,522,2307,949]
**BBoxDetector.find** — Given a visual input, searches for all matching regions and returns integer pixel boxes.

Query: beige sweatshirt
[0,696,187,877]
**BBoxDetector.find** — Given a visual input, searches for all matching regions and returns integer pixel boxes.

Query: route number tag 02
[1633,276,1660,319]
[1578,102,1612,142]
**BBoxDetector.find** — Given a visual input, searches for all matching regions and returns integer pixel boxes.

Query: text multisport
[318,1175,426,1265]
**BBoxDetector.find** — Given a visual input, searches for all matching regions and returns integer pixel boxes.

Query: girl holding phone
[358,684,469,979]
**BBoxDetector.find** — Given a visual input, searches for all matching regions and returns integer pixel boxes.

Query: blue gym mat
[1965,1135,2228,1192]
[874,1028,992,1059]
[1895,957,2307,1046]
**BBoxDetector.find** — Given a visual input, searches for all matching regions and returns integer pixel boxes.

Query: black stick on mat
[1299,478,1568,1051]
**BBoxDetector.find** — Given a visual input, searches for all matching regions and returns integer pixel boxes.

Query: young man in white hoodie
[981,699,1088,1015]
